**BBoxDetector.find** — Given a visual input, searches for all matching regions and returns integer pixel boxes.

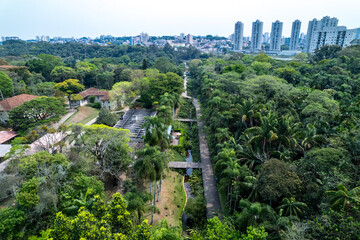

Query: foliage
[9,96,66,131]
[0,70,14,97]
[71,124,132,182]
[95,107,117,126]
[54,79,85,96]
[0,208,26,240]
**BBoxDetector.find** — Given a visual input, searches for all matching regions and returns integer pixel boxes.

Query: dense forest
[1,40,360,239]
[187,45,360,239]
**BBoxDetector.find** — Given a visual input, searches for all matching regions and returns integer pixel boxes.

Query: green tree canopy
[0,71,14,97]
[9,97,66,131]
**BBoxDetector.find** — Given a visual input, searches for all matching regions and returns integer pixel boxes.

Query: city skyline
[1,0,360,39]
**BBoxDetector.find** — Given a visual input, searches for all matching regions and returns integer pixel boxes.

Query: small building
[0,94,40,123]
[0,131,17,144]
[70,88,117,110]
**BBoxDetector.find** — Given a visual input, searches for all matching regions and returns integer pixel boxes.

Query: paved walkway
[180,69,222,218]
[174,118,197,122]
[193,98,222,218]
[168,161,202,168]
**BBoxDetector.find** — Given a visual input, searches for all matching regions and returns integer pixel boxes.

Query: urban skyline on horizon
[1,0,360,39]
[1,16,356,41]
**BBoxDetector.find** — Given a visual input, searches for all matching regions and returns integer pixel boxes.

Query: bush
[88,95,96,103]
[88,102,100,109]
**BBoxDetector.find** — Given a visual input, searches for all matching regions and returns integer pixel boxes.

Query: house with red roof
[0,94,40,123]
[70,87,116,110]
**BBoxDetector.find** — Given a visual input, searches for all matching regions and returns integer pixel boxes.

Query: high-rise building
[309,26,357,51]
[304,16,339,52]
[234,21,244,50]
[262,32,270,44]
[180,33,185,39]
[289,20,301,50]
[1,36,19,41]
[140,32,149,43]
[251,20,263,52]
[270,20,283,51]
[186,34,193,44]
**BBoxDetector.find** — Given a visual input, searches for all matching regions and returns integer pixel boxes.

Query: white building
[140,32,149,43]
[270,20,283,51]
[304,16,338,52]
[186,34,193,45]
[308,26,358,52]
[289,20,301,50]
[251,20,263,52]
[234,21,244,51]
[263,32,270,44]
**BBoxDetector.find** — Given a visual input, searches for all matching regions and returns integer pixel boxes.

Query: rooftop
[79,87,108,99]
[0,94,40,111]
[0,131,17,144]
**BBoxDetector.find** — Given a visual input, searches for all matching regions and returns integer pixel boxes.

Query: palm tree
[276,116,302,151]
[214,128,231,144]
[238,98,256,128]
[326,184,360,211]
[277,197,307,218]
[301,123,326,153]
[245,112,279,157]
[142,116,170,151]
[134,145,167,224]
[157,105,173,125]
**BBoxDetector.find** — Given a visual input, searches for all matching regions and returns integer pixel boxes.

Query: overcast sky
[1,0,359,39]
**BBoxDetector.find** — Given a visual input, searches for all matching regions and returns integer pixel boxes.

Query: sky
[0,0,359,39]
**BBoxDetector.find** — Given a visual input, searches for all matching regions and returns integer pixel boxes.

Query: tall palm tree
[142,116,169,151]
[300,123,326,153]
[276,116,302,151]
[238,98,256,128]
[326,184,360,211]
[134,145,167,224]
[277,197,307,218]
[156,105,173,125]
[245,112,279,157]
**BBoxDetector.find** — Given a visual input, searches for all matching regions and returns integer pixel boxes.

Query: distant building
[251,20,263,52]
[0,94,40,123]
[299,33,306,45]
[304,16,339,52]
[1,36,19,41]
[140,32,149,43]
[234,21,244,51]
[263,32,270,44]
[71,88,116,110]
[180,33,185,39]
[270,20,283,51]
[309,26,358,52]
[36,35,50,42]
[289,20,301,50]
[186,34,193,45]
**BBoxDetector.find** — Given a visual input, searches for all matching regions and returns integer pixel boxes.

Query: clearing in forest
[64,106,99,125]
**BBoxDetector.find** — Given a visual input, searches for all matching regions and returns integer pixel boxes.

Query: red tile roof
[0,131,17,144]
[79,88,108,99]
[100,92,110,101]
[0,94,40,111]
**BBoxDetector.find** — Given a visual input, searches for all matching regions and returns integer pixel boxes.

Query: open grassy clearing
[64,106,99,125]
[146,170,186,227]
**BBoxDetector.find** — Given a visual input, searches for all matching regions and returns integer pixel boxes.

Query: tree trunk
[149,180,152,194]
[156,181,160,202]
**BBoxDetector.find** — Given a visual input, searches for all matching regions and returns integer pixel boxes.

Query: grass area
[64,106,100,125]
[148,170,186,227]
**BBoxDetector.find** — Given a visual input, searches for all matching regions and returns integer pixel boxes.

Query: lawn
[147,170,186,227]
[64,106,99,125]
